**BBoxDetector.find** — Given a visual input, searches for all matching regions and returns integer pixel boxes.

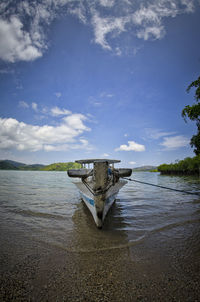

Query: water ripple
[0,170,200,251]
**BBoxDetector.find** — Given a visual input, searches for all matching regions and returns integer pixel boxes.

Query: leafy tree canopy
[182,76,200,155]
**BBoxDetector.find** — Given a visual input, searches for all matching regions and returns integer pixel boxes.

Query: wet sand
[1,221,200,302]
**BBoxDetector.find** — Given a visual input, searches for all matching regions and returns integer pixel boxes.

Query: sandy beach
[1,221,200,302]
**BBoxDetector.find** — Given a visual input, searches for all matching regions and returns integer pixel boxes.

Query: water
[0,170,200,252]
[1,170,200,301]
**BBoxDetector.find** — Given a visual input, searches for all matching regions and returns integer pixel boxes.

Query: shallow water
[1,170,200,301]
[0,170,200,253]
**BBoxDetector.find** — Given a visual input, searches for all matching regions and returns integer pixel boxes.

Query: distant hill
[0,160,80,171]
[0,160,26,169]
[0,160,18,170]
[0,160,45,171]
[41,162,81,171]
[0,160,157,172]
[132,165,157,172]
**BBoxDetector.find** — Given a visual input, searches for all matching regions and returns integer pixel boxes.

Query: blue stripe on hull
[80,192,117,207]
[80,192,94,206]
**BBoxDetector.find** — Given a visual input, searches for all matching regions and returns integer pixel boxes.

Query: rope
[123,177,200,196]
[82,179,114,197]
[82,179,96,196]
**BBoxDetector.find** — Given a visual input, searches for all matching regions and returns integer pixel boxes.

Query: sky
[0,0,200,167]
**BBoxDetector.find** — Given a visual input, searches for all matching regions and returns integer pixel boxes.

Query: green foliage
[41,162,81,171]
[186,76,200,101]
[149,169,158,172]
[158,156,200,175]
[182,76,200,155]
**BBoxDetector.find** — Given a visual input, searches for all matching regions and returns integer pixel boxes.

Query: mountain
[132,165,158,172]
[0,160,18,170]
[0,160,26,169]
[41,162,81,171]
[0,160,45,170]
[0,160,157,172]
[0,160,80,171]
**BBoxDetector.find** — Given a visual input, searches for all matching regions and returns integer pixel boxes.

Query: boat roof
[75,159,121,164]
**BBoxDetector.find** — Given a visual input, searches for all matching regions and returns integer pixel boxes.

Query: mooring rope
[123,177,200,196]
[82,179,114,197]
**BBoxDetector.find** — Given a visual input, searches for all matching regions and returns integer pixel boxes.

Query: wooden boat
[67,159,132,228]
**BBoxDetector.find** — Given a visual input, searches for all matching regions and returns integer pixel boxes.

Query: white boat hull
[73,180,127,228]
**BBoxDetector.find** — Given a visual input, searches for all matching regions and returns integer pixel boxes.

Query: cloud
[67,1,87,24]
[89,0,196,52]
[51,106,71,116]
[129,161,136,165]
[62,114,89,131]
[132,1,195,41]
[19,101,29,109]
[0,0,59,62]
[0,113,91,152]
[32,102,38,111]
[100,92,114,98]
[115,140,145,152]
[91,10,129,51]
[19,103,72,118]
[160,135,190,150]
[136,25,165,40]
[0,0,198,61]
[99,0,115,8]
[102,153,109,157]
[145,128,176,140]
[0,16,42,62]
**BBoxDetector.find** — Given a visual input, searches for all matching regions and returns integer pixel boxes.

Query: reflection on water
[71,200,132,252]
[0,170,200,253]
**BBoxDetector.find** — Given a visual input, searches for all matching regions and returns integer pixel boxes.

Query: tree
[182,76,200,155]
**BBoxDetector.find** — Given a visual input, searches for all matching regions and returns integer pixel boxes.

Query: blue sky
[0,0,200,167]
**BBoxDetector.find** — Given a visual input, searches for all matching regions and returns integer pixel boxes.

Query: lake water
[1,170,200,251]
[0,170,200,301]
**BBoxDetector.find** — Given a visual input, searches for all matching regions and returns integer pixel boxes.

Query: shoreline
[1,221,200,301]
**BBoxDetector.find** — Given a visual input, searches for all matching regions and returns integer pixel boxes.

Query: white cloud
[132,0,195,41]
[136,25,165,40]
[91,10,129,50]
[0,0,198,61]
[115,47,122,56]
[32,102,38,111]
[67,1,87,24]
[100,92,114,98]
[0,113,91,152]
[99,0,115,8]
[19,101,29,109]
[51,106,71,116]
[63,114,89,131]
[89,0,196,52]
[0,0,61,62]
[115,140,145,152]
[129,161,136,165]
[160,135,190,150]
[145,128,176,140]
[102,153,109,157]
[0,16,43,62]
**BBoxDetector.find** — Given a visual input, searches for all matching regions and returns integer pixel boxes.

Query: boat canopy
[75,159,121,164]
